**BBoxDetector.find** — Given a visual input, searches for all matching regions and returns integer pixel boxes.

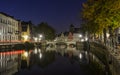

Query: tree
[82,0,120,34]
[37,22,56,40]
[81,0,120,43]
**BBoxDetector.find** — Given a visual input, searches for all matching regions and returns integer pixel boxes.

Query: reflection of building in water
[0,50,23,75]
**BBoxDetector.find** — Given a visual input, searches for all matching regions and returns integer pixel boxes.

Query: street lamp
[79,34,82,38]
[79,34,83,42]
[39,34,43,42]
[39,34,43,38]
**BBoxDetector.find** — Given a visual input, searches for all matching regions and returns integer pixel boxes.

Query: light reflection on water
[29,48,87,68]
[0,48,88,74]
[0,50,24,73]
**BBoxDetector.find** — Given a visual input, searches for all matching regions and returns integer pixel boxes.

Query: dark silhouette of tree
[37,22,56,40]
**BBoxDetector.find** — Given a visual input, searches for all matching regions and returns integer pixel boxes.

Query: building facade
[0,12,19,44]
[0,12,21,75]
[21,21,31,42]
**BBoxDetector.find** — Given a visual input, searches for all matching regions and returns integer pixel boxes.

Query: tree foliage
[81,0,120,34]
[35,22,56,40]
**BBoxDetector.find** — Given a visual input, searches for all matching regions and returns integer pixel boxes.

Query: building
[0,12,21,75]
[70,27,85,42]
[21,21,32,42]
[0,12,19,44]
[18,20,22,42]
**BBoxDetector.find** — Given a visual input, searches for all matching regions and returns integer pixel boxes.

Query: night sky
[0,0,86,33]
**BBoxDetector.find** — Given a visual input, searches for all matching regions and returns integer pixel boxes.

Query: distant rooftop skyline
[0,0,86,33]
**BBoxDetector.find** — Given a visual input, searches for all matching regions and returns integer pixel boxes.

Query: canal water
[14,49,92,75]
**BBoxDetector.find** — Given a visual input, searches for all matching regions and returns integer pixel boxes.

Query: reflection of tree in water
[29,51,56,68]
[21,60,28,69]
[39,51,55,68]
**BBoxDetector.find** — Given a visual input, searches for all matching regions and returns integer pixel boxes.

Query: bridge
[45,40,83,52]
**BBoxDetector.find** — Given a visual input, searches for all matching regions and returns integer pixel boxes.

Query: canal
[0,47,106,75]
[13,48,93,75]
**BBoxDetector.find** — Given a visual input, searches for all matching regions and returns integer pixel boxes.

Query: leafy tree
[81,0,120,34]
[81,0,120,44]
[37,22,56,40]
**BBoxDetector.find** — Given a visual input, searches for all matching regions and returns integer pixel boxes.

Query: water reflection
[0,48,88,74]
[27,48,88,69]
[79,53,82,59]
[0,50,24,75]
[34,48,37,54]
[28,49,56,68]
[39,52,42,59]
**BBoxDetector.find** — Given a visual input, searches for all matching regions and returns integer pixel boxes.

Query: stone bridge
[46,41,83,51]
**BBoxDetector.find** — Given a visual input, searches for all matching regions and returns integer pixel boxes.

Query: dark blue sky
[0,0,86,33]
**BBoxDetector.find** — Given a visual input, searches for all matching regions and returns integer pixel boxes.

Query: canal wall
[92,41,120,75]
[108,50,120,75]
